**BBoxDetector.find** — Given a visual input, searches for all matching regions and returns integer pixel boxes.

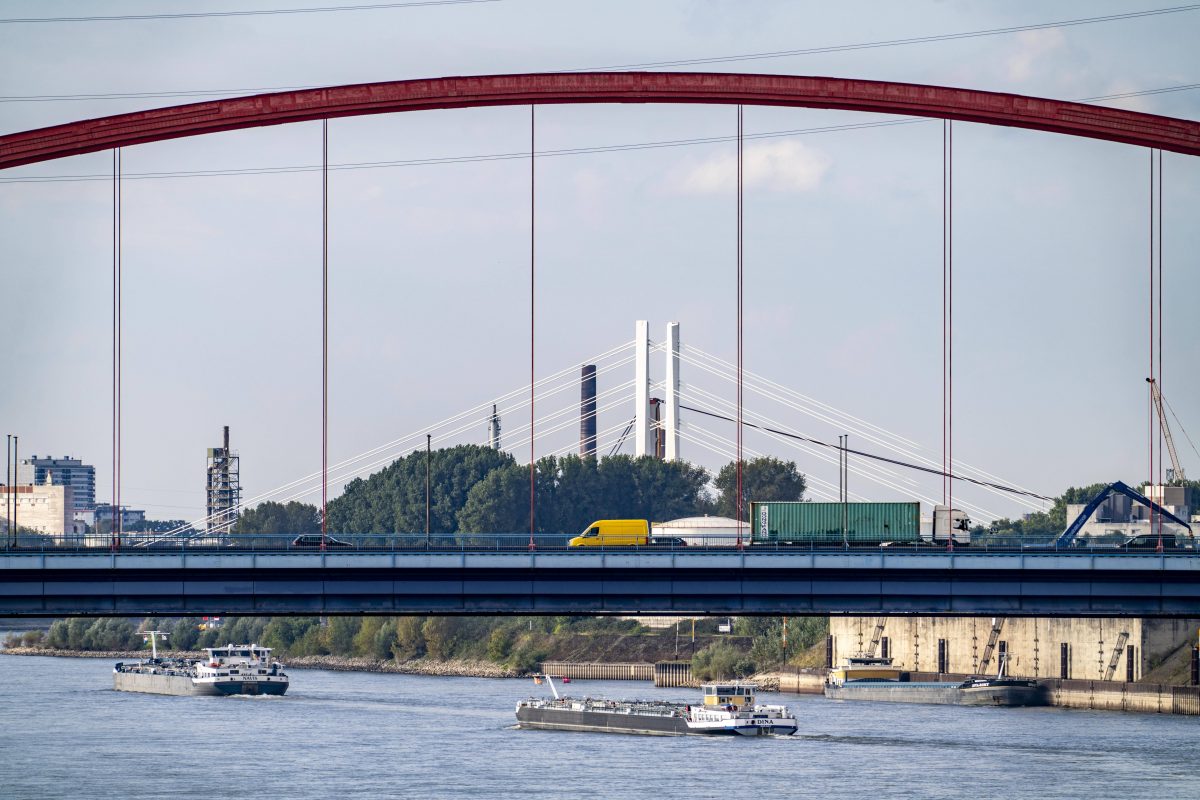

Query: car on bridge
[290,534,353,549]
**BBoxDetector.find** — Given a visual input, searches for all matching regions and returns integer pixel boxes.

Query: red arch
[2,72,1198,169]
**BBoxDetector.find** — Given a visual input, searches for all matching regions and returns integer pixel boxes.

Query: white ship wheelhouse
[204,644,273,666]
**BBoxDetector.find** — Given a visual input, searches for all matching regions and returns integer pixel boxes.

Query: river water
[1,652,1196,799]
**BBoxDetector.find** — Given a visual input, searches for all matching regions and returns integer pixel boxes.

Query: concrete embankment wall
[759,667,1200,715]
[541,661,653,681]
[1046,679,1200,714]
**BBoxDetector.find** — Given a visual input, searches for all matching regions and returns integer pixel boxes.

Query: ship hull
[515,706,794,736]
[113,672,289,697]
[825,680,1046,707]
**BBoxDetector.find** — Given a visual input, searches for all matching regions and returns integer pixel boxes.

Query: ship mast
[142,630,168,660]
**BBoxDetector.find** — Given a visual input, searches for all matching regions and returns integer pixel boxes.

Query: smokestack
[223,425,230,450]
[580,365,597,458]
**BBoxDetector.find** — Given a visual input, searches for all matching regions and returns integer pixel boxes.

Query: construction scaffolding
[206,426,240,536]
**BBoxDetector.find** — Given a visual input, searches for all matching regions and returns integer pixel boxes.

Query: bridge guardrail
[0,532,1195,555]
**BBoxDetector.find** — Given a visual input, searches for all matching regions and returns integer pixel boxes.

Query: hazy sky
[2,1,1197,526]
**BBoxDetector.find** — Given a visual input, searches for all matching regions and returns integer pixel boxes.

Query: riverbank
[0,646,528,679]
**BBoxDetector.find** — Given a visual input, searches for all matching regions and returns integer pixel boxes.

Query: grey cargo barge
[824,677,1047,706]
[825,655,1047,707]
[516,679,798,736]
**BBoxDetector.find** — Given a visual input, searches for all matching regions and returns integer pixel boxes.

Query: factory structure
[205,426,241,536]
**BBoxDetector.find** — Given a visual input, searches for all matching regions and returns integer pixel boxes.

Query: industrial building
[828,616,1199,682]
[16,455,95,513]
[205,426,240,536]
[0,479,77,539]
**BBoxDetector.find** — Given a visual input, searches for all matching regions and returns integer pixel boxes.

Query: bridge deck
[2,551,1196,617]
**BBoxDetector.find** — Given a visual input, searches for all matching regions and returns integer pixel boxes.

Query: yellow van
[568,519,649,547]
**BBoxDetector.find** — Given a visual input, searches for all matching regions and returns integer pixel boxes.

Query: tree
[713,457,806,519]
[691,642,756,680]
[233,501,321,535]
[979,481,1117,543]
[456,454,712,534]
[326,444,514,534]
[456,461,536,534]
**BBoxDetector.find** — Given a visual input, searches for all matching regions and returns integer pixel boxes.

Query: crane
[1147,378,1186,482]
[1056,481,1191,548]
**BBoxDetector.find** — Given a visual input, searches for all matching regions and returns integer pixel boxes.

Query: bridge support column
[664,322,680,461]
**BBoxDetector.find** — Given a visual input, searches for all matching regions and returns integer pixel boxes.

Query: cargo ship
[824,655,1046,707]
[113,633,289,697]
[516,677,797,736]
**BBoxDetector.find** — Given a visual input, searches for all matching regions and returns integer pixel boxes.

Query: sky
[1,0,1197,526]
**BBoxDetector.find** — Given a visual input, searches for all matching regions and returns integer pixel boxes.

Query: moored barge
[824,656,1046,707]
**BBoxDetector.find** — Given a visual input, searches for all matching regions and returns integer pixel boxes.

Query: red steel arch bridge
[1,73,1196,615]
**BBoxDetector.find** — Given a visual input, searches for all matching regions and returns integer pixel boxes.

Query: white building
[0,479,76,540]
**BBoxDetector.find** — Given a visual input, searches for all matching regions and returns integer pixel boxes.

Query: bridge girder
[2,551,1197,617]
[2,72,1199,170]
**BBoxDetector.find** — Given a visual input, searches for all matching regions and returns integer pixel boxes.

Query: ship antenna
[543,674,560,700]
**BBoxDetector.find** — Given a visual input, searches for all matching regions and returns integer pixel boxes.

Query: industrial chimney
[580,365,597,458]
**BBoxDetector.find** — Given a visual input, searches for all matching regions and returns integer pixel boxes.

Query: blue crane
[1056,481,1192,548]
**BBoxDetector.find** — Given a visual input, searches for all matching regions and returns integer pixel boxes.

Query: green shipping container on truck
[750,501,921,545]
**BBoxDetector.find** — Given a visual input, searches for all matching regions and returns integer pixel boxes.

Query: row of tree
[12,614,827,679]
[233,446,808,535]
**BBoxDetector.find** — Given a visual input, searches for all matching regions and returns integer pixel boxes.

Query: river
[1,652,1196,799]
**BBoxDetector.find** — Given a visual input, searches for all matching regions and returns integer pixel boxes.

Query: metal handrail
[0,531,1194,555]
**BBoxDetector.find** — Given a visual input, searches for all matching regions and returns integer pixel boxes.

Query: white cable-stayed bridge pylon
[677,344,1044,514]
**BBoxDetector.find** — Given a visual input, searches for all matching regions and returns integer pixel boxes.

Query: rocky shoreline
[0,645,529,679]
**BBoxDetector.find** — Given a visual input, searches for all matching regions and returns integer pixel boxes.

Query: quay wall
[828,617,1200,681]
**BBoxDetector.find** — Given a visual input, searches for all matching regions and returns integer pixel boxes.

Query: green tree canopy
[233,501,322,535]
[713,456,806,519]
[457,454,712,534]
[326,444,514,533]
[978,481,1123,542]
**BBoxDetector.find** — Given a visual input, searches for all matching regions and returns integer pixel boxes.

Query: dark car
[646,537,688,548]
[1122,533,1184,550]
[291,534,353,549]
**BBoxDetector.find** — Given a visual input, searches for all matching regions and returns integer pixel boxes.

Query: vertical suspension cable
[1157,149,1164,549]
[736,104,744,547]
[529,105,536,551]
[947,120,954,552]
[941,121,948,511]
[322,119,329,547]
[1148,150,1155,543]
[112,148,122,551]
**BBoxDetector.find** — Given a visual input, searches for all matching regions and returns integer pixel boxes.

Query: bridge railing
[0,532,1194,554]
